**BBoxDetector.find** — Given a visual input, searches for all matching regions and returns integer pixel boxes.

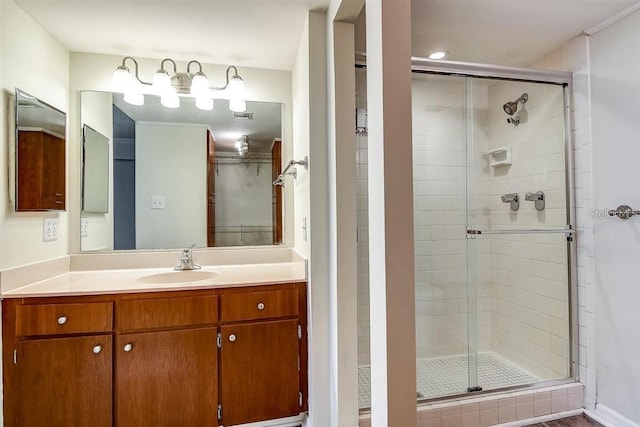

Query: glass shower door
[465,77,572,392]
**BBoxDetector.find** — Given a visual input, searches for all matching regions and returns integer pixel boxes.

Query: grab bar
[273,156,309,186]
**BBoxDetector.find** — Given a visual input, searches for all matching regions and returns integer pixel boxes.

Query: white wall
[215,160,273,246]
[292,10,331,427]
[69,52,294,253]
[0,0,70,269]
[135,122,207,249]
[590,10,640,425]
[79,91,114,251]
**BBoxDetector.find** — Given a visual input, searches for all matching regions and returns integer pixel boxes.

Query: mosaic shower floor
[358,352,539,408]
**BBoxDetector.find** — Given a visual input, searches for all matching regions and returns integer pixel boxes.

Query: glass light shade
[229,98,246,113]
[161,91,180,109]
[195,97,214,111]
[227,75,245,98]
[123,91,144,106]
[112,67,133,92]
[190,73,209,97]
[152,70,172,94]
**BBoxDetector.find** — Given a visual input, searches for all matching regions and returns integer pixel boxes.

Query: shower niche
[356,69,573,408]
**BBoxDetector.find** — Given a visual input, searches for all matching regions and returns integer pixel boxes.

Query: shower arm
[273,156,309,186]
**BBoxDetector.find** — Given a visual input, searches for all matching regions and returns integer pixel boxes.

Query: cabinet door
[16,335,112,427]
[220,319,300,426]
[116,328,217,427]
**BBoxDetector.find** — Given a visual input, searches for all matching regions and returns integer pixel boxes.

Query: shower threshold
[358,351,539,409]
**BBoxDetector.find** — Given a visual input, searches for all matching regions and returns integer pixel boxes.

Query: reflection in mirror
[80,91,283,252]
[82,125,109,213]
[14,88,66,211]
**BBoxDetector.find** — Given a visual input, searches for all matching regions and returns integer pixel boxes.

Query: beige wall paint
[366,0,417,425]
[0,0,70,270]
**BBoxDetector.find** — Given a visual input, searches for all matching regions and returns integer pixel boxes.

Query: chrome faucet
[174,247,201,271]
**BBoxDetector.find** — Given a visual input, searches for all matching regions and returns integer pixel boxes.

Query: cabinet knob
[229,334,237,342]
[257,302,265,310]
[123,343,133,352]
[57,316,68,325]
[92,345,102,354]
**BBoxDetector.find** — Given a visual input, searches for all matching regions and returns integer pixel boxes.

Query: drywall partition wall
[69,52,294,253]
[79,91,114,251]
[292,10,331,427]
[591,9,640,425]
[135,122,207,249]
[215,160,273,246]
[0,0,70,269]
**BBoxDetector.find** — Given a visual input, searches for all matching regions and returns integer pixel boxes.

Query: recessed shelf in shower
[488,146,512,168]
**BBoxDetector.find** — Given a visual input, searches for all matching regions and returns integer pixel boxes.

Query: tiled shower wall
[485,81,570,380]
[411,76,492,359]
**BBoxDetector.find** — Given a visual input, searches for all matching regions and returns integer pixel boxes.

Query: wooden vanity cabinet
[3,300,114,427]
[2,283,308,427]
[219,288,303,425]
[115,295,219,427]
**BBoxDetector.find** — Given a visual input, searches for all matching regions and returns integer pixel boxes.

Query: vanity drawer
[117,295,218,331]
[16,302,113,337]
[220,289,298,322]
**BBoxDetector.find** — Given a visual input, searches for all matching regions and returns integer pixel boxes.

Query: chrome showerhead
[503,93,528,115]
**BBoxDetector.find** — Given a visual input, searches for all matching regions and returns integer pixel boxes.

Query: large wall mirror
[80,91,283,252]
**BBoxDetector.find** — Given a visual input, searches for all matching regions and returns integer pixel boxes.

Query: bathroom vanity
[1,263,308,427]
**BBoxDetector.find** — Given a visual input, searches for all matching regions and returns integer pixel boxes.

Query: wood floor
[525,414,604,426]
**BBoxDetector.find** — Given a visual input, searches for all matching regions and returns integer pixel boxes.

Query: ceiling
[14,0,640,71]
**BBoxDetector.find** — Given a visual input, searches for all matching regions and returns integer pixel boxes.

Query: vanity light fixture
[112,56,247,112]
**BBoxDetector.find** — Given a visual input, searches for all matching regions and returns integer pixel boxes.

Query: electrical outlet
[43,218,58,242]
[81,218,88,237]
[151,196,165,209]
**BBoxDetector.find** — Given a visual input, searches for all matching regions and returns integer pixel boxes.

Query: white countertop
[2,261,307,298]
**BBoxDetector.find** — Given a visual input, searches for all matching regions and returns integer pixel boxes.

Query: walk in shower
[356,61,574,408]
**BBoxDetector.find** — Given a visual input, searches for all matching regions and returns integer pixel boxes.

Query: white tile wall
[484,79,570,380]
[529,34,594,409]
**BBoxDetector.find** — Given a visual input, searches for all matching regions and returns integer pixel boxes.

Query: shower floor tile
[358,352,539,408]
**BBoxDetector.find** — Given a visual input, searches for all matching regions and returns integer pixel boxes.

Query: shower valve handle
[608,205,640,219]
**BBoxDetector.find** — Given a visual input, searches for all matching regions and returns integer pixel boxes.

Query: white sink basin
[137,270,219,284]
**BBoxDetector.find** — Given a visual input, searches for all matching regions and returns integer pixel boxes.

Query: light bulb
[228,75,245,98]
[161,90,180,109]
[152,69,172,95]
[229,98,246,113]
[123,91,144,106]
[190,72,209,97]
[195,97,214,111]
[112,66,133,92]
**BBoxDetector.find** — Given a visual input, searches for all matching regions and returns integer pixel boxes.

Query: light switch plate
[151,196,165,209]
[43,218,58,242]
[81,218,88,237]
